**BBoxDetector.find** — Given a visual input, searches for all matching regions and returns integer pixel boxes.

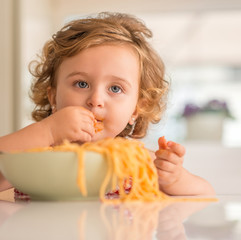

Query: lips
[94,119,104,133]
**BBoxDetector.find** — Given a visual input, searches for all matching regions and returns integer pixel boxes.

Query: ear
[47,87,57,113]
[128,97,145,125]
[128,109,138,125]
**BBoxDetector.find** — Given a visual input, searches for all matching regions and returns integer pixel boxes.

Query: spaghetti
[94,120,104,133]
[29,138,218,203]
[43,137,169,202]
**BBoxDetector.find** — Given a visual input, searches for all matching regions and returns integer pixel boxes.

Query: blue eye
[110,85,122,93]
[77,81,89,88]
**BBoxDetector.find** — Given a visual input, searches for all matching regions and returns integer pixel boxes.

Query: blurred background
[1,0,241,193]
[1,0,241,148]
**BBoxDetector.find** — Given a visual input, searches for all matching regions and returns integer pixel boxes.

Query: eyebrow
[110,75,132,88]
[66,71,88,79]
[66,71,133,88]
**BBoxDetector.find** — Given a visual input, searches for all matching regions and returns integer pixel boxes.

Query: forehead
[56,44,141,81]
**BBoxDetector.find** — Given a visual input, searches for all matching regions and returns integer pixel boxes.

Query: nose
[86,89,104,108]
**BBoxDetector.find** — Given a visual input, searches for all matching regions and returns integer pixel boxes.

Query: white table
[183,141,241,195]
[1,193,241,240]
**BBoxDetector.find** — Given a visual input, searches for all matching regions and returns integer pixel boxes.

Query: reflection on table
[0,195,241,240]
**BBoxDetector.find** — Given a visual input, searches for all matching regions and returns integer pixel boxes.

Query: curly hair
[29,12,169,139]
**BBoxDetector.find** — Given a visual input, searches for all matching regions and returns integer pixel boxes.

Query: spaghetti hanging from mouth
[94,119,104,133]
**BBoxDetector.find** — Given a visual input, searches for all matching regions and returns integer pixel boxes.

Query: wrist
[0,172,12,192]
[159,168,186,195]
[38,118,55,147]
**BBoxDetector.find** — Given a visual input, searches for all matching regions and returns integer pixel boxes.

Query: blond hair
[29,12,168,138]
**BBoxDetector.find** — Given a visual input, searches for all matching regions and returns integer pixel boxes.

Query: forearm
[160,168,215,196]
[0,172,12,192]
[0,121,54,192]
[0,121,53,152]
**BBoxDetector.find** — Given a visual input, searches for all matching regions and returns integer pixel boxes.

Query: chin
[92,132,116,142]
[91,134,105,142]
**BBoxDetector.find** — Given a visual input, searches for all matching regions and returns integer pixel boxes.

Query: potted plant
[181,100,234,141]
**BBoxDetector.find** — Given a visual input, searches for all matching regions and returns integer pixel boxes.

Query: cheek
[105,119,128,137]
[55,88,85,110]
[108,105,135,128]
[55,94,68,110]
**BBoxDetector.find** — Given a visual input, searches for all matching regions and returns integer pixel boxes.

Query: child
[0,12,215,195]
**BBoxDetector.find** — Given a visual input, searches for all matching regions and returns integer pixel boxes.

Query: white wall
[0,0,15,135]
[0,0,53,135]
[18,0,54,128]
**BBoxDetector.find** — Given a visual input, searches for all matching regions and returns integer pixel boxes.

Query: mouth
[94,119,104,133]
[95,119,103,123]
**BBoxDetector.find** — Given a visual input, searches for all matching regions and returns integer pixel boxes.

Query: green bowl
[0,151,108,201]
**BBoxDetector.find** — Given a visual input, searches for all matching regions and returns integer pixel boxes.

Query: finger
[167,141,186,157]
[80,122,96,137]
[68,120,95,141]
[154,159,176,173]
[77,106,95,121]
[79,108,104,133]
[158,136,168,149]
[155,150,181,165]
[157,170,176,184]
[73,131,93,143]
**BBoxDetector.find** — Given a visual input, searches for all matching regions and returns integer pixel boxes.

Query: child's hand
[41,106,96,145]
[154,137,186,189]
